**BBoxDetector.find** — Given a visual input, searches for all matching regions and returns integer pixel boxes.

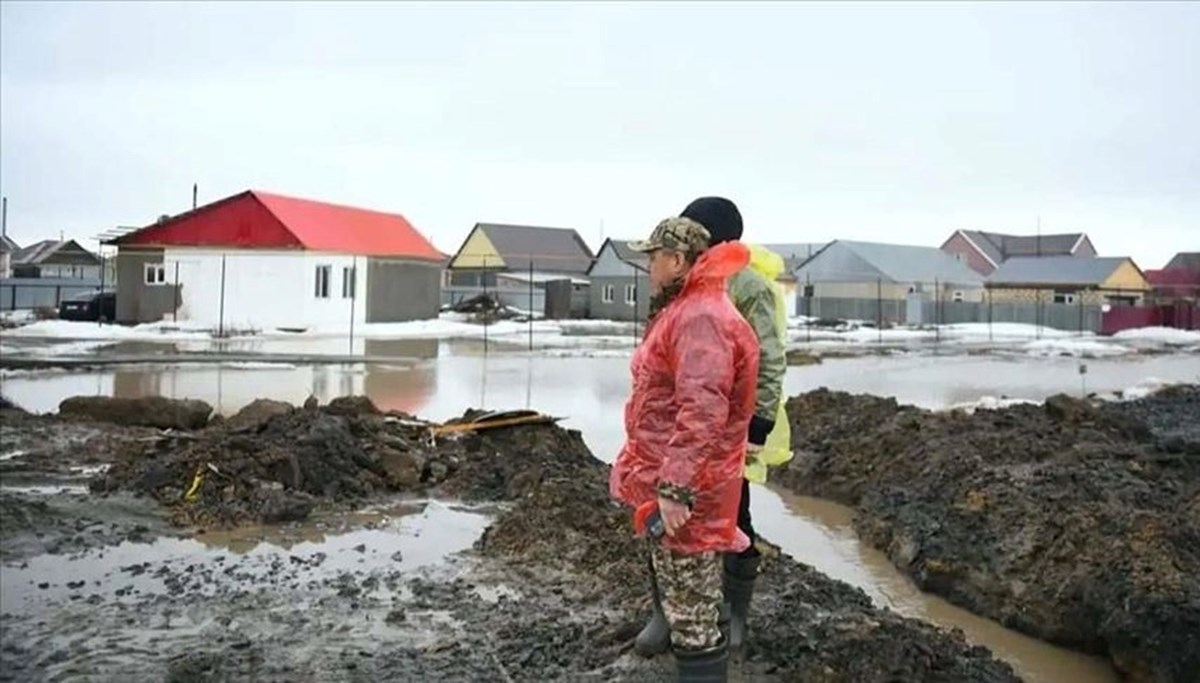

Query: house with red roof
[106,190,445,330]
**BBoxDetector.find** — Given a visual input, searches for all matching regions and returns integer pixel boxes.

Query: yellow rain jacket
[727,245,793,483]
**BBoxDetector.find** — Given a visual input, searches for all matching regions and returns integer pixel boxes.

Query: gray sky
[2,1,1197,268]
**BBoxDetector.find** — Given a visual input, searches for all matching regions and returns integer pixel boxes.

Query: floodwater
[0,499,492,616]
[3,342,1194,681]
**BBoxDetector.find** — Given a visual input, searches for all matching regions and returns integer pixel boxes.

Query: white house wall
[164,248,367,331]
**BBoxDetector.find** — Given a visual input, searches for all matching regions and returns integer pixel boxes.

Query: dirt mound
[780,386,1200,683]
[59,395,213,430]
[91,397,598,529]
[221,398,294,432]
[477,462,1019,681]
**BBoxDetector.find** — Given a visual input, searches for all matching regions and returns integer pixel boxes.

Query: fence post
[876,277,883,343]
[218,253,227,338]
[1078,294,1084,336]
[528,254,533,351]
[348,256,357,356]
[935,278,941,345]
[987,288,993,342]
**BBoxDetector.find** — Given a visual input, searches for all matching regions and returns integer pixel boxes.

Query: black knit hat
[680,197,743,246]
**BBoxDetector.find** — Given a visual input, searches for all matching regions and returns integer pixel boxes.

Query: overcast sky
[1,1,1197,267]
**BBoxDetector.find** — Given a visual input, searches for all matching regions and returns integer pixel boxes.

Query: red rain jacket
[609,241,760,555]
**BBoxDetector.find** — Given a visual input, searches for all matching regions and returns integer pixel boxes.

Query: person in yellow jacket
[635,197,792,656]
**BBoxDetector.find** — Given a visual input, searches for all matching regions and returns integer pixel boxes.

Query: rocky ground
[0,394,1020,682]
[777,385,1200,683]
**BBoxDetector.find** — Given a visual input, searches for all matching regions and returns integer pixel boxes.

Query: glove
[748,415,775,447]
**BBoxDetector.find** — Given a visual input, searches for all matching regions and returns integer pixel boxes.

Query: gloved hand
[748,415,774,447]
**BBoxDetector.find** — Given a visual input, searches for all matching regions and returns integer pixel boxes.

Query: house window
[342,266,356,299]
[144,263,167,285]
[1053,293,1076,305]
[315,265,331,299]
[907,285,918,294]
[952,291,964,303]
[602,284,615,303]
[624,283,637,305]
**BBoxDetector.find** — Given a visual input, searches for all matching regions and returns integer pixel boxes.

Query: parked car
[58,290,116,322]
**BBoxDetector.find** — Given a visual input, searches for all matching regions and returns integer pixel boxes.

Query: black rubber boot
[634,559,671,657]
[723,554,759,651]
[675,638,729,683]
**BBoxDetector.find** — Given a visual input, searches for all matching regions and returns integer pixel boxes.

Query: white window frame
[315,265,331,299]
[952,291,964,303]
[342,266,357,299]
[602,284,615,303]
[1053,293,1076,305]
[624,283,637,305]
[144,263,167,286]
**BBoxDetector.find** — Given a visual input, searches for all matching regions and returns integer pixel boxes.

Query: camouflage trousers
[649,542,723,651]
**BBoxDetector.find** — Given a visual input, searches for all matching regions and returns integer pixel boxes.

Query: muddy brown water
[1,499,492,616]
[3,343,1190,681]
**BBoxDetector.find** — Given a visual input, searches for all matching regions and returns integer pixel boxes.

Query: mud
[89,396,593,528]
[1,396,1023,682]
[58,395,214,430]
[779,385,1200,683]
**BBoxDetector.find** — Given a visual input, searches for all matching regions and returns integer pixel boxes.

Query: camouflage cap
[629,217,712,255]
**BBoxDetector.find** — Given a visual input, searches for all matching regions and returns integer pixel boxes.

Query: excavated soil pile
[477,459,1020,682]
[780,385,1200,683]
[90,396,597,528]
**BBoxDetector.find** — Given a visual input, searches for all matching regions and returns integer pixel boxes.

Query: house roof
[1165,252,1200,271]
[987,256,1137,287]
[0,235,19,254]
[961,230,1088,265]
[761,243,829,271]
[795,240,984,286]
[1145,268,1200,287]
[12,239,100,266]
[113,190,444,261]
[469,223,594,273]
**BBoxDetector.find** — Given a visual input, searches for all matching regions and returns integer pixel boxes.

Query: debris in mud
[779,385,1200,683]
[58,395,213,430]
[89,395,594,528]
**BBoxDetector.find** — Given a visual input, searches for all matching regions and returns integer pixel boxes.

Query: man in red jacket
[610,216,760,681]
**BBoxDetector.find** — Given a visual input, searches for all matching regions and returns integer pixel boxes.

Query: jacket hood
[685,241,750,289]
[747,244,786,281]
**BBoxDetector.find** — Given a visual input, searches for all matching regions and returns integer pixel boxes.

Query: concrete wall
[365,258,441,323]
[116,249,180,323]
[158,248,367,331]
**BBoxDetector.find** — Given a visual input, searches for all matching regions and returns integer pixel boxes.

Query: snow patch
[946,396,1039,414]
[1022,338,1133,358]
[1111,327,1200,345]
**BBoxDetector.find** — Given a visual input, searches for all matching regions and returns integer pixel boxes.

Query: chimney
[192,183,198,210]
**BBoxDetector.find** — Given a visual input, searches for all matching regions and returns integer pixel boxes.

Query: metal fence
[1,277,105,311]
[795,282,1106,334]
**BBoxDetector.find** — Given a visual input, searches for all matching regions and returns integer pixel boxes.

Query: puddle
[754,486,1119,683]
[0,451,29,462]
[0,499,492,616]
